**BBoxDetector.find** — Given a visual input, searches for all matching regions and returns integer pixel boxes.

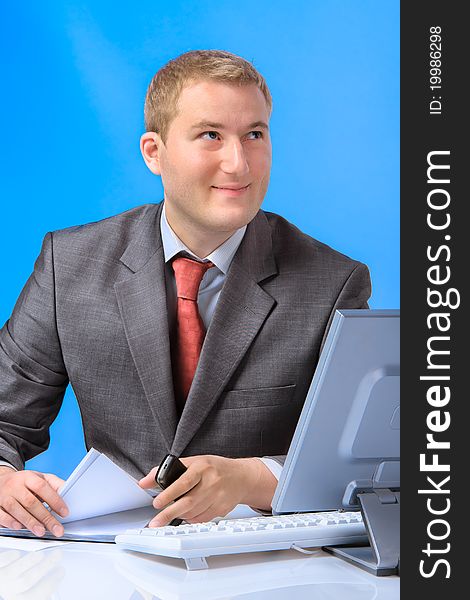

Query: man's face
[155,80,272,240]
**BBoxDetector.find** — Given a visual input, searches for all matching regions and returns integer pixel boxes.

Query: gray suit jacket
[0,203,371,479]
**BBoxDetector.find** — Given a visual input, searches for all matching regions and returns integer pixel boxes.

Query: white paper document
[0,449,157,542]
[57,448,154,523]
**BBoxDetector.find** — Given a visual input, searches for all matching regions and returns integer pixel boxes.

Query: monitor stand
[323,489,400,577]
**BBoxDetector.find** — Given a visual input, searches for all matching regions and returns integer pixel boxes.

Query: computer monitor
[272,309,400,576]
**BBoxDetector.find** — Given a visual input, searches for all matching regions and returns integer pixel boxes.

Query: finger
[43,473,66,493]
[153,470,201,509]
[149,492,210,527]
[0,508,24,530]
[185,503,220,524]
[148,499,190,527]
[15,492,64,537]
[138,467,159,488]
[26,474,69,518]
[148,503,183,528]
[0,498,46,537]
[180,497,226,522]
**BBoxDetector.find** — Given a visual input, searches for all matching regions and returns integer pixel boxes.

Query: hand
[0,469,69,537]
[138,455,277,527]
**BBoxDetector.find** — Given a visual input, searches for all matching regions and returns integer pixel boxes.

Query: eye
[246,131,263,140]
[201,131,220,141]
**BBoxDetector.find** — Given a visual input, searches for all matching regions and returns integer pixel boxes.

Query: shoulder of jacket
[50,203,158,242]
[261,209,364,271]
[43,203,160,269]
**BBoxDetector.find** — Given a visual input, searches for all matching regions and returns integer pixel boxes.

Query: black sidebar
[401,2,466,597]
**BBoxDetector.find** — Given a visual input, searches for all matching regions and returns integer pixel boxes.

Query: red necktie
[171,256,214,411]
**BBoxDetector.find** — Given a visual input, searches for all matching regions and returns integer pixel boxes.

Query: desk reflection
[0,547,64,600]
[115,550,379,600]
[0,539,399,600]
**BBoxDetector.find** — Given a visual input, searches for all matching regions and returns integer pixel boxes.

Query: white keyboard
[115,510,367,570]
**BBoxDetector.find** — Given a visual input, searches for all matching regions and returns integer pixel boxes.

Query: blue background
[0,1,399,478]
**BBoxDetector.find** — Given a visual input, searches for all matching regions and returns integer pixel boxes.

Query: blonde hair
[144,50,272,143]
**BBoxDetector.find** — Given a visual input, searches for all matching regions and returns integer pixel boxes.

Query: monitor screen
[272,309,400,515]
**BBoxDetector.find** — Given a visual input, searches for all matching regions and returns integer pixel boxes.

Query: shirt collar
[160,203,247,275]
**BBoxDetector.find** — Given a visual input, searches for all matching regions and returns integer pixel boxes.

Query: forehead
[174,80,270,128]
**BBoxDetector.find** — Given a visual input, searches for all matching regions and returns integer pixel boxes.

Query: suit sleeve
[262,261,372,485]
[319,261,372,353]
[0,232,69,470]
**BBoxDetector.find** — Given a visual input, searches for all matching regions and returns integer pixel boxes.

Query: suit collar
[119,203,163,273]
[232,209,277,284]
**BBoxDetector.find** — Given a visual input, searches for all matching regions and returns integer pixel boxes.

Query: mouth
[211,184,251,196]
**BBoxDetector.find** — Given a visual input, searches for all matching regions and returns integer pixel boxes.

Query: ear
[140,131,163,175]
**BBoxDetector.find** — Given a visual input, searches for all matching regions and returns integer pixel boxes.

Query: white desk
[0,536,399,599]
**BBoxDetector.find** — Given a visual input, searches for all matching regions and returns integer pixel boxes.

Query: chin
[210,203,260,231]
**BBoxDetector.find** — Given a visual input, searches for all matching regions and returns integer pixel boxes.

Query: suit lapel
[171,211,278,456]
[114,203,178,451]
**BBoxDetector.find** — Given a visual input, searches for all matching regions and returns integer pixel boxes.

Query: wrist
[0,465,16,478]
[236,458,274,510]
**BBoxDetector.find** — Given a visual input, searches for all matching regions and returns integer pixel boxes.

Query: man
[0,50,371,537]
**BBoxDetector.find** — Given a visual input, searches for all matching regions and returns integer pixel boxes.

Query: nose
[219,139,249,177]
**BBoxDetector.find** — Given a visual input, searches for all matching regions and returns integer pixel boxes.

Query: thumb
[138,466,159,488]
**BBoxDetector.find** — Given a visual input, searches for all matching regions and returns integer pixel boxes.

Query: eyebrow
[190,120,269,131]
